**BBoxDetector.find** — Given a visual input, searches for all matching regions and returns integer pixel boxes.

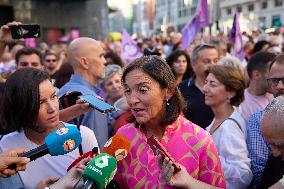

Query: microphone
[66,147,99,172]
[9,125,82,169]
[67,134,130,171]
[102,134,130,162]
[82,153,117,189]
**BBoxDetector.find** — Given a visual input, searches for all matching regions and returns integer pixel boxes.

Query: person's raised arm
[59,99,92,122]
[0,21,22,60]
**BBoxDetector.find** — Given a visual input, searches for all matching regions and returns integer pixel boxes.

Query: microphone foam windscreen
[45,125,82,156]
[83,153,117,189]
[102,134,130,162]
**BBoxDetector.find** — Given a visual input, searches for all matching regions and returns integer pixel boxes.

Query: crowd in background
[0,20,284,189]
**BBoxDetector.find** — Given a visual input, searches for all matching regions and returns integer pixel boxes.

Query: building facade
[220,0,284,33]
[0,0,109,43]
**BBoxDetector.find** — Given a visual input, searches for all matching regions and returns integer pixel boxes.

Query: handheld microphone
[82,153,117,189]
[102,134,130,162]
[9,125,82,170]
[66,147,99,172]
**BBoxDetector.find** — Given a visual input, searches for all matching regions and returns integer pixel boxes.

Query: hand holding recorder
[147,136,181,174]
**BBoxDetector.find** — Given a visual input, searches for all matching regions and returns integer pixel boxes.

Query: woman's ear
[164,82,175,100]
[227,90,236,100]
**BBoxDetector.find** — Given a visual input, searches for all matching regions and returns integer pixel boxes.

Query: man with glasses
[43,50,59,78]
[179,43,219,129]
[247,53,284,187]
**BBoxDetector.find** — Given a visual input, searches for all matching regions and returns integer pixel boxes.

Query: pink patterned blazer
[115,115,226,189]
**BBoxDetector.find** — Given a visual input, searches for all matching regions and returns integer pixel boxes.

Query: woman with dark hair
[252,40,270,54]
[53,62,74,89]
[203,65,252,189]
[114,56,226,188]
[166,50,193,84]
[104,51,124,68]
[0,68,98,189]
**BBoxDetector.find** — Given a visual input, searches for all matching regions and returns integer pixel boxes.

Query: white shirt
[0,124,98,189]
[206,109,252,189]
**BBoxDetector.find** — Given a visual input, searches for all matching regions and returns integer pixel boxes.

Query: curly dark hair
[121,55,185,127]
[0,68,50,134]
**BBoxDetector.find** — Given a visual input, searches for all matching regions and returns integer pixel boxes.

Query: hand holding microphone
[0,148,30,178]
[81,134,131,189]
[36,158,91,189]
[8,125,82,169]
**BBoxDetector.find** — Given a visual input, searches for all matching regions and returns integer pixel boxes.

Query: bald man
[57,37,108,148]
[260,96,284,188]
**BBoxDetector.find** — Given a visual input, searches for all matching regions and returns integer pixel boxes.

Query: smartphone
[10,24,40,39]
[147,136,181,174]
[59,91,82,108]
[79,94,115,113]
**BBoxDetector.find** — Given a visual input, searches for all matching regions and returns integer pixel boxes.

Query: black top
[179,76,214,129]
[259,155,284,189]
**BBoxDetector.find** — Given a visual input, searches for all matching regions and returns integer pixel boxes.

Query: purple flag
[121,29,143,62]
[229,13,245,61]
[182,0,209,49]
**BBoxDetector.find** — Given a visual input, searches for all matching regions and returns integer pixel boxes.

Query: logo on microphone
[63,139,76,151]
[56,127,69,135]
[95,155,110,168]
[115,149,128,161]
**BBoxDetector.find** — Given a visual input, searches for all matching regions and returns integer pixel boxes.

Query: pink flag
[24,38,36,47]
[58,33,71,42]
[121,29,143,62]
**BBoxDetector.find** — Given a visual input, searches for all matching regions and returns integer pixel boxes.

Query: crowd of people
[0,20,283,189]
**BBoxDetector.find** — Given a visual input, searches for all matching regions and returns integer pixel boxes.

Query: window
[190,7,195,15]
[262,1,268,9]
[275,0,283,7]
[248,4,254,11]
[272,15,282,27]
[178,10,182,17]
[227,8,231,15]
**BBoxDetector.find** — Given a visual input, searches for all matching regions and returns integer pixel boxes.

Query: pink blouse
[115,115,226,189]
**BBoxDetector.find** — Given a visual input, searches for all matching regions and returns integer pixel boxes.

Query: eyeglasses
[267,77,284,86]
[45,59,57,63]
